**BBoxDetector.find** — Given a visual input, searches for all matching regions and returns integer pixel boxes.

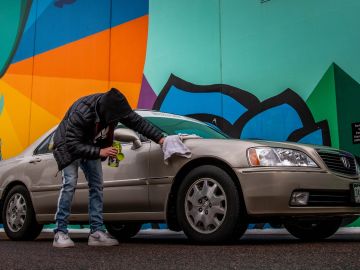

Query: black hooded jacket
[53,88,164,171]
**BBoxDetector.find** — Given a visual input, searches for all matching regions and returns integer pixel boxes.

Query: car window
[144,117,228,139]
[34,132,54,155]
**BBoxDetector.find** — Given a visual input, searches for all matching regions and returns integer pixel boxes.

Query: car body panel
[30,142,152,217]
[0,110,359,225]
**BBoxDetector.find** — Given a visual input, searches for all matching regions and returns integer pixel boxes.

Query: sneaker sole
[88,241,119,247]
[53,242,75,248]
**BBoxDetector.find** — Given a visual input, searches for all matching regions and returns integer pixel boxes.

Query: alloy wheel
[6,193,27,233]
[185,178,227,234]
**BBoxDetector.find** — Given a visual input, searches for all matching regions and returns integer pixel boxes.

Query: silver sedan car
[0,110,359,243]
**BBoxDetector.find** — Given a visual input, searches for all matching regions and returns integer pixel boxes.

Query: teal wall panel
[145,0,221,94]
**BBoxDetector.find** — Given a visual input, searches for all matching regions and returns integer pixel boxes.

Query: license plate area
[350,183,360,204]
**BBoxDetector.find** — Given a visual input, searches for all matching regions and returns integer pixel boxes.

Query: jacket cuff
[93,146,101,159]
[153,133,165,144]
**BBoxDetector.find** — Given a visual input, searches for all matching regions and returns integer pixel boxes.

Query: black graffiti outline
[153,74,259,110]
[153,74,331,146]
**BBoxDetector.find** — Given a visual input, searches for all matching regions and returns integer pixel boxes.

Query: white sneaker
[53,231,75,248]
[88,231,119,246]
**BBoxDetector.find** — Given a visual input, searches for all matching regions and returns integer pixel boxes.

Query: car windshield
[145,116,228,139]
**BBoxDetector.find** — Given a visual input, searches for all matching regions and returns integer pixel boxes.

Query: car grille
[307,190,352,206]
[317,150,358,176]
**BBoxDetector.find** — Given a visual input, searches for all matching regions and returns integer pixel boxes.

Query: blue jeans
[54,159,105,234]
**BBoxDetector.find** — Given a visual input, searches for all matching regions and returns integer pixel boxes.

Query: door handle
[29,157,42,164]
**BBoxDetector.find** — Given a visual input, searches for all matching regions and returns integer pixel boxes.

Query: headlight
[247,147,318,167]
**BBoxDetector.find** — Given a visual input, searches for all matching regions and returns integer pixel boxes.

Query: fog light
[290,191,309,206]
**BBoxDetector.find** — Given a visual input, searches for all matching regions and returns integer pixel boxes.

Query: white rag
[162,135,192,164]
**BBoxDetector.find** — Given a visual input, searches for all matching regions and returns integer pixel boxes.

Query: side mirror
[114,128,142,149]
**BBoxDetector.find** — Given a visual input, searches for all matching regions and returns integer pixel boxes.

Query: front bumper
[235,168,360,217]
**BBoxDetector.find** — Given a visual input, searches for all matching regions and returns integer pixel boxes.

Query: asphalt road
[1,229,360,270]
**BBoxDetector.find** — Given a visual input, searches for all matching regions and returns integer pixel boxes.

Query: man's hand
[100,147,118,158]
[158,137,165,146]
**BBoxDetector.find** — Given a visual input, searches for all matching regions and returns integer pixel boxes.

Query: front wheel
[105,223,142,240]
[284,218,342,241]
[177,165,248,243]
[2,185,43,240]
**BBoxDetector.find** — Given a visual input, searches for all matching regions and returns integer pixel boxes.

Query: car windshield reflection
[145,116,228,139]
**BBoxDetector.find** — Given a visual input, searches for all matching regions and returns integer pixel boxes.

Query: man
[52,88,165,248]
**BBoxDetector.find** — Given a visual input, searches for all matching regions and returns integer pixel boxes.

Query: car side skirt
[36,212,166,223]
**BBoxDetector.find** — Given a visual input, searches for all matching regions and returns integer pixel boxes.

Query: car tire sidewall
[284,218,342,241]
[177,165,246,243]
[105,223,142,240]
[2,185,43,241]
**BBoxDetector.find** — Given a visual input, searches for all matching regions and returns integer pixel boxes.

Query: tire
[105,223,142,240]
[176,165,247,243]
[2,185,43,241]
[284,218,342,241]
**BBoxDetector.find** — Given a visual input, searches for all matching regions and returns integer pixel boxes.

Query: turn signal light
[248,148,260,166]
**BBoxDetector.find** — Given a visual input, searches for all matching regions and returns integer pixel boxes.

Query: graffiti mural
[153,74,331,145]
[1,0,359,158]
[0,0,360,228]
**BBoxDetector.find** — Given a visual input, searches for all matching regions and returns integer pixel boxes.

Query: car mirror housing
[114,128,142,149]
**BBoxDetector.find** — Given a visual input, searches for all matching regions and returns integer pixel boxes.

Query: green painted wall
[335,65,360,156]
[145,0,221,95]
[220,0,360,101]
[307,64,339,148]
[146,0,360,102]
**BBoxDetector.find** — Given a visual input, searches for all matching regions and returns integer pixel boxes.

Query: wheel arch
[0,180,29,223]
[165,157,247,231]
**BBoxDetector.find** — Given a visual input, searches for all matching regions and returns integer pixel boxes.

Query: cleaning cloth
[162,135,192,164]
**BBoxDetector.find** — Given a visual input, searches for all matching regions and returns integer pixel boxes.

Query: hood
[98,88,133,125]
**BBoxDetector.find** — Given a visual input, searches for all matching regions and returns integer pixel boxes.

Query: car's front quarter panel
[0,157,31,200]
[182,138,258,167]
[147,138,258,213]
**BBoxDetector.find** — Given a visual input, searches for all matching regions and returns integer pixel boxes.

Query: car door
[27,132,88,216]
[26,132,61,215]
[29,127,151,217]
[101,129,151,213]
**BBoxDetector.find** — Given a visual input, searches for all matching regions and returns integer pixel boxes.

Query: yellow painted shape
[0,78,31,149]
[29,99,60,144]
[2,72,33,100]
[0,108,24,159]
